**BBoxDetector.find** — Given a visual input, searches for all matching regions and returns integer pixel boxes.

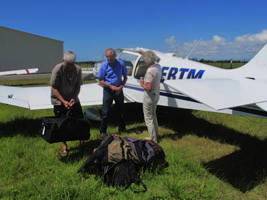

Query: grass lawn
[1,102,267,200]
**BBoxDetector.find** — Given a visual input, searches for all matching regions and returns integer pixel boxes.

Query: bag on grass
[79,135,168,189]
[103,160,143,188]
[132,139,168,171]
[41,114,90,143]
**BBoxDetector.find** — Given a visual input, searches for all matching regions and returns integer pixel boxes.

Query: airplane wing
[0,68,39,76]
[0,85,51,109]
[0,83,105,110]
[256,102,267,111]
[164,79,267,110]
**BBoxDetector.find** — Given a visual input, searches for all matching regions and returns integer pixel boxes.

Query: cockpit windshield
[118,52,139,76]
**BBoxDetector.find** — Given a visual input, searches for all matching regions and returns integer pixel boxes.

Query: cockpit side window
[117,52,139,76]
[124,61,133,76]
[134,57,149,79]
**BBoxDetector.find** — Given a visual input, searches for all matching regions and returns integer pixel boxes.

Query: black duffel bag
[41,114,90,143]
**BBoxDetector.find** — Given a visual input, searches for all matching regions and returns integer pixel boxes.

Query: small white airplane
[0,68,39,76]
[1,45,267,118]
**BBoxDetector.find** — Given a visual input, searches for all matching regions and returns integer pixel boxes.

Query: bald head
[105,48,117,64]
[63,51,76,64]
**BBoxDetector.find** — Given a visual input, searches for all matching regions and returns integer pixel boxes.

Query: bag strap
[105,161,147,192]
[124,177,147,193]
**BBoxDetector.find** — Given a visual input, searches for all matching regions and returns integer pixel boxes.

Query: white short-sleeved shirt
[144,64,162,96]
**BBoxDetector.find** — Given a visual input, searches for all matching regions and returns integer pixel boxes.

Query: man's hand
[139,79,144,87]
[110,85,123,92]
[69,99,75,107]
[139,78,152,91]
[62,100,70,109]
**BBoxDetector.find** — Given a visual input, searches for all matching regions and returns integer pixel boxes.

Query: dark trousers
[53,102,84,119]
[100,88,126,134]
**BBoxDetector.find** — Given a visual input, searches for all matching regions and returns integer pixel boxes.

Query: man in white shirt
[139,51,162,143]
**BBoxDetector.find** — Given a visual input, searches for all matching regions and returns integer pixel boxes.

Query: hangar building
[0,26,63,73]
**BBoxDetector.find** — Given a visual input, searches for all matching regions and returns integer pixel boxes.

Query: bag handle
[66,109,72,117]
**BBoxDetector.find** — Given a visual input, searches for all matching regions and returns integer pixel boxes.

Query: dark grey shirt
[50,62,82,105]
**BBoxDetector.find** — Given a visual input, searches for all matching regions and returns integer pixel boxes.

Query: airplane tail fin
[241,44,267,72]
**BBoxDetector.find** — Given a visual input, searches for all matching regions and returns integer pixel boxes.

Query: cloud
[165,30,267,60]
[165,35,177,48]
[212,35,226,44]
[235,30,267,43]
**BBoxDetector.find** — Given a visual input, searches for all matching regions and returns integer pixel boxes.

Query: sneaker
[118,127,126,133]
[58,144,69,157]
[144,137,152,140]
[100,132,108,139]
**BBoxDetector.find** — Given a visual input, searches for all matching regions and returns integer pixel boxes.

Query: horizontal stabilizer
[165,79,267,110]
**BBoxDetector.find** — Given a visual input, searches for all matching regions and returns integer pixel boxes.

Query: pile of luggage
[79,135,168,189]
[40,113,168,189]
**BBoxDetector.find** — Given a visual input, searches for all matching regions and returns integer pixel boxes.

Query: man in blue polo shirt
[98,48,128,136]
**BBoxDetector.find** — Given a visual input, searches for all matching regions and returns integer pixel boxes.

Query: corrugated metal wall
[0,26,63,73]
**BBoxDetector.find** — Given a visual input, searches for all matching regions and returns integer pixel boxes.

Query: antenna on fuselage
[185,40,200,60]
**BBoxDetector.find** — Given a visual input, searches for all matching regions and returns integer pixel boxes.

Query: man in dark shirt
[98,48,127,136]
[50,51,83,156]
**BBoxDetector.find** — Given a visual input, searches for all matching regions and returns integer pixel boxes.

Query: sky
[1,0,267,61]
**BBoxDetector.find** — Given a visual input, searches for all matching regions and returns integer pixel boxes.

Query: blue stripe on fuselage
[124,84,198,103]
[161,66,205,80]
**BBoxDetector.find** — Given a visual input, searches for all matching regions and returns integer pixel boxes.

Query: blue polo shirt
[98,59,127,86]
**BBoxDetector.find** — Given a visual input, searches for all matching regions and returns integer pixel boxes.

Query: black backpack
[103,160,143,188]
[126,138,168,171]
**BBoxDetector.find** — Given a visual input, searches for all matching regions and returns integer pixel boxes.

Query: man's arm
[140,68,153,91]
[98,80,111,88]
[122,75,127,86]
[140,80,152,91]
[50,64,69,108]
[51,87,69,108]
[73,68,82,98]
[121,62,128,86]
[99,80,123,92]
[97,63,111,88]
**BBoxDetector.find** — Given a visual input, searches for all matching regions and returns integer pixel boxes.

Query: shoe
[118,127,126,133]
[100,132,108,139]
[135,130,143,134]
[79,140,86,146]
[144,137,152,140]
[58,144,69,157]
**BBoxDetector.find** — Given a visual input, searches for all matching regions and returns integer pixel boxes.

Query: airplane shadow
[0,117,42,137]
[157,106,267,192]
[0,103,144,138]
[1,104,267,192]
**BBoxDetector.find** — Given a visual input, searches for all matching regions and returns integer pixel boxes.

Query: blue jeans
[100,88,126,134]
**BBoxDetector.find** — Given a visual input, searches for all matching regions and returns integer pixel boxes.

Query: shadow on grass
[0,117,42,137]
[60,139,102,163]
[157,106,267,193]
[126,125,147,134]
[1,103,267,192]
[0,103,144,138]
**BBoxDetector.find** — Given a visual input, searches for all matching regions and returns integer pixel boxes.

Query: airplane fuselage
[119,49,267,118]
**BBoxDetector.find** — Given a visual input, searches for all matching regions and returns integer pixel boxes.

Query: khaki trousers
[143,92,159,142]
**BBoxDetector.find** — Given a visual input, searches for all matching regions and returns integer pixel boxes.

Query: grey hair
[105,48,117,56]
[141,51,160,65]
[63,51,76,63]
